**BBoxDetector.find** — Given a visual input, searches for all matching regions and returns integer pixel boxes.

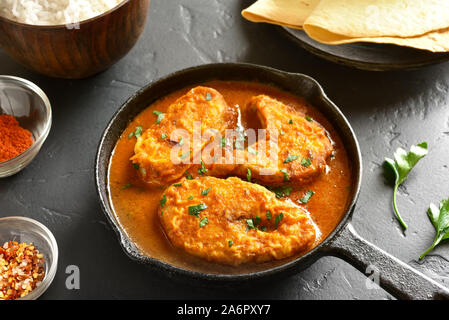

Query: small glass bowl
[0,76,52,177]
[0,216,58,300]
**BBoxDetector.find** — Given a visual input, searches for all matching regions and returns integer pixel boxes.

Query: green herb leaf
[234,134,245,150]
[248,146,258,155]
[299,190,315,204]
[246,219,255,230]
[132,163,139,170]
[284,155,299,164]
[160,194,167,207]
[201,187,211,196]
[267,185,292,199]
[260,226,267,232]
[133,126,143,138]
[188,204,207,217]
[180,150,191,160]
[280,168,289,182]
[128,132,134,139]
[228,240,233,248]
[300,157,312,167]
[185,173,193,180]
[153,110,164,124]
[205,92,212,101]
[198,161,208,175]
[305,116,313,122]
[199,217,209,228]
[266,211,272,220]
[188,196,194,200]
[275,213,284,229]
[420,199,449,259]
[174,183,183,187]
[384,142,428,230]
[161,133,167,139]
[122,183,131,190]
[288,119,293,124]
[247,168,252,182]
[254,216,261,226]
[221,137,226,147]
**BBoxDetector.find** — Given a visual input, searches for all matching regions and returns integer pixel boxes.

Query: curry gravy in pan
[107,81,352,274]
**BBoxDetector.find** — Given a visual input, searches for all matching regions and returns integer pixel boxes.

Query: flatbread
[304,0,449,39]
[306,26,449,53]
[241,0,449,52]
[242,0,319,29]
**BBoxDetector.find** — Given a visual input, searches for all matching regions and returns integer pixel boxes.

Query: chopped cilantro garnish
[160,194,167,207]
[228,240,233,248]
[247,168,252,182]
[153,110,164,124]
[289,119,293,124]
[180,150,191,160]
[185,173,193,180]
[300,157,312,167]
[275,213,284,228]
[266,211,272,220]
[300,190,315,204]
[161,133,167,139]
[248,146,258,155]
[284,155,299,163]
[201,187,211,196]
[198,161,207,175]
[133,126,143,138]
[280,168,289,182]
[188,204,207,217]
[305,116,313,122]
[174,183,183,187]
[188,196,194,200]
[132,163,139,170]
[267,185,292,199]
[199,217,209,228]
[121,183,131,190]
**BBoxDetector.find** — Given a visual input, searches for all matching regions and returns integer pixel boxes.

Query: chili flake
[0,241,46,300]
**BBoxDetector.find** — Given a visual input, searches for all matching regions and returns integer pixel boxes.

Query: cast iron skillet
[95,63,449,300]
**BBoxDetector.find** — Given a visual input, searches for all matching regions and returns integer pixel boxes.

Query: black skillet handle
[322,223,449,300]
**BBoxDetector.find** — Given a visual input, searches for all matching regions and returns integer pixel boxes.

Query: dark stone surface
[1,0,449,300]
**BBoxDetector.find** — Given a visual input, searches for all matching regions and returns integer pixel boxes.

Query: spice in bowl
[0,241,46,300]
[0,115,33,163]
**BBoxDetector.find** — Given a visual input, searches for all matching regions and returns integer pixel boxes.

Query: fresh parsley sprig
[384,142,428,230]
[420,198,449,259]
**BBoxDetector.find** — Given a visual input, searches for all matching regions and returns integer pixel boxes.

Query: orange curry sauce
[108,81,353,274]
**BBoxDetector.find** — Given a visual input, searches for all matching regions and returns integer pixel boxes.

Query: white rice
[0,0,125,25]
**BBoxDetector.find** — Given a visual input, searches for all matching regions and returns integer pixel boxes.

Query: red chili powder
[0,115,34,162]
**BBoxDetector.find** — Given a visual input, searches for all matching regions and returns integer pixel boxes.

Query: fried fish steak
[207,95,334,185]
[131,86,238,187]
[159,176,316,266]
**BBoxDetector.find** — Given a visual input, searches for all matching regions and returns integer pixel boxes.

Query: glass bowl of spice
[0,216,58,300]
[0,76,52,177]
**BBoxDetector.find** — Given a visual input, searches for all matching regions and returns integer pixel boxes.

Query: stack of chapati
[242,0,449,52]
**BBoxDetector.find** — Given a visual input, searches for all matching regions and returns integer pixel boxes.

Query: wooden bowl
[0,0,150,79]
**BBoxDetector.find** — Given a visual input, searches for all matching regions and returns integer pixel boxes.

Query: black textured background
[1,0,449,299]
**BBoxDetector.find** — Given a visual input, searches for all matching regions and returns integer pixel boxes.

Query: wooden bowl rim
[0,0,132,29]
